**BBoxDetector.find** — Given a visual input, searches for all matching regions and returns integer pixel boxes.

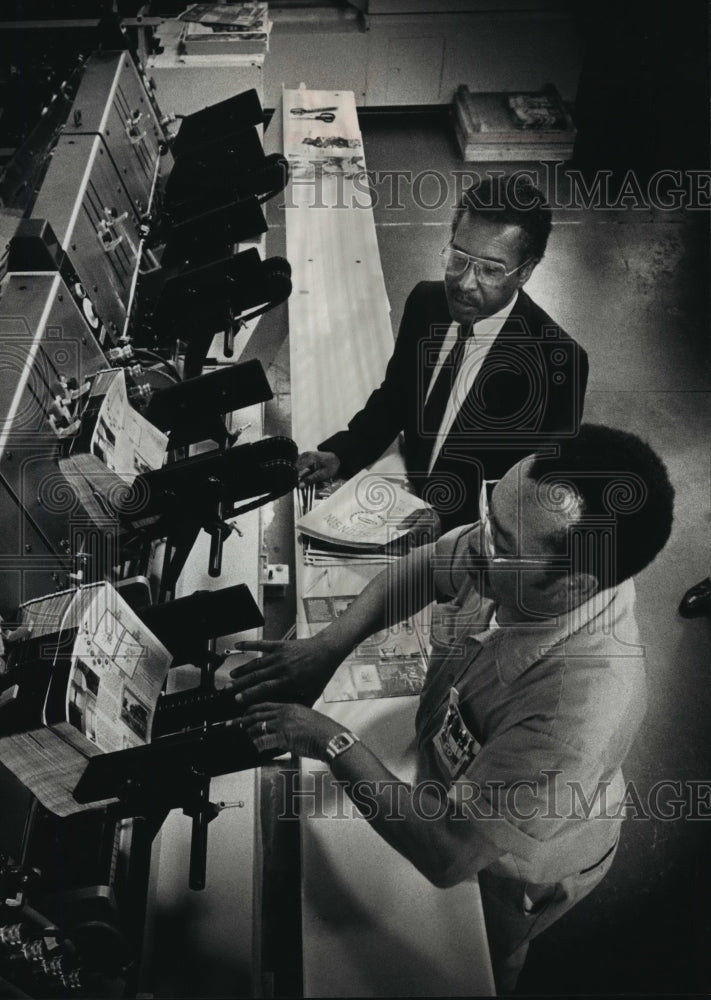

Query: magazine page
[296,470,432,550]
[0,726,114,818]
[17,588,78,637]
[88,369,167,482]
[45,582,173,753]
[322,618,429,703]
[57,451,128,525]
[302,594,431,702]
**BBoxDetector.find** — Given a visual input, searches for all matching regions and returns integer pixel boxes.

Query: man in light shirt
[298,174,589,531]
[234,425,675,993]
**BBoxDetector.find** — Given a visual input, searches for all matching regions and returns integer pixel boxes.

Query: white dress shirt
[425,293,518,473]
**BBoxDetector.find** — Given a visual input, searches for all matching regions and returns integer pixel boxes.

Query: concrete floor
[361,112,711,996]
[261,108,710,995]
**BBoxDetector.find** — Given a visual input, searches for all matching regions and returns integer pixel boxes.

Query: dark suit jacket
[320,282,589,531]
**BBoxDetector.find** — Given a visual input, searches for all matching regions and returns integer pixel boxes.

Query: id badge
[434,687,481,779]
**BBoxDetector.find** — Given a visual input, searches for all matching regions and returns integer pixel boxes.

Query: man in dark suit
[297,175,589,531]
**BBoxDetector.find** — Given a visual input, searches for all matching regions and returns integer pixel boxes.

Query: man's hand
[242,702,343,760]
[297,450,341,484]
[229,636,342,708]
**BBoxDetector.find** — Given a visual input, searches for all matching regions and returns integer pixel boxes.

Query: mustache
[450,290,480,306]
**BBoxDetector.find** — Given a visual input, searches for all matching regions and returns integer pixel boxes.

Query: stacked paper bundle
[180,3,272,55]
[297,470,436,566]
[453,84,576,162]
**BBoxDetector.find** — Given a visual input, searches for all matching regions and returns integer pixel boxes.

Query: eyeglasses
[440,245,533,287]
[479,479,567,568]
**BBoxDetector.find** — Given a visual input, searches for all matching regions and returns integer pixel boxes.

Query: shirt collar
[489,578,637,685]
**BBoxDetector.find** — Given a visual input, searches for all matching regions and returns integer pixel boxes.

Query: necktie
[420,329,466,469]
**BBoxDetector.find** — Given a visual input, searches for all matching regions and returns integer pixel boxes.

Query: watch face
[327,732,357,760]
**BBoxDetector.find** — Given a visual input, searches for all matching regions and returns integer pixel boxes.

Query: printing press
[0,20,294,997]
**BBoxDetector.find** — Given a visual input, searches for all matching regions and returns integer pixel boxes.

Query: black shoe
[679,577,711,618]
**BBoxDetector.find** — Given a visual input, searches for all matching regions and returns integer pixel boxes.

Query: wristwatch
[325,731,360,762]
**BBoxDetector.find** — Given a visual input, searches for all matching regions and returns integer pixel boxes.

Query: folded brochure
[296,471,432,551]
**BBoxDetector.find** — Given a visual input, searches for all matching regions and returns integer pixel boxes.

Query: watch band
[325,731,360,762]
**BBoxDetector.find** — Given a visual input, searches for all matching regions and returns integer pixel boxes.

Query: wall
[264,6,581,107]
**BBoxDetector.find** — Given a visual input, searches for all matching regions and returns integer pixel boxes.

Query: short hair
[528,424,675,587]
[452,174,552,262]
